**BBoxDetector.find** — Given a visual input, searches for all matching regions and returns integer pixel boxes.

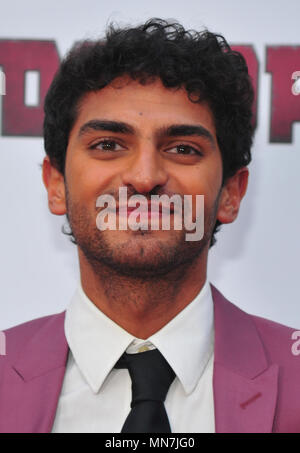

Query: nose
[121,146,169,194]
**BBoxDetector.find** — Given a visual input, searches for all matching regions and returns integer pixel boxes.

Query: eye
[165,144,202,156]
[89,139,123,152]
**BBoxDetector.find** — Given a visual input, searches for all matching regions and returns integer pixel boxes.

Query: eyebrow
[161,124,216,148]
[78,119,216,148]
[78,120,135,137]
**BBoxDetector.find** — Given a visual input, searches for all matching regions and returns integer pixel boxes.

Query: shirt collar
[65,285,135,394]
[65,280,214,395]
[148,280,214,394]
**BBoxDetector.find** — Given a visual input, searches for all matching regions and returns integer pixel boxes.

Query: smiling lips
[117,202,175,219]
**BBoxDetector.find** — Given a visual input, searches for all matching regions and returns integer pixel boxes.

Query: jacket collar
[0,312,68,433]
[211,284,279,433]
[12,311,68,381]
[211,284,268,378]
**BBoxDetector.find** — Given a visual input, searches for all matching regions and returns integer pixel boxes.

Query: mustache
[96,187,182,202]
[94,187,199,219]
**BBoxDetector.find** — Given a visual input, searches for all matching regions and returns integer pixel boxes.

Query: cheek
[179,162,222,220]
[65,156,117,201]
[177,161,222,198]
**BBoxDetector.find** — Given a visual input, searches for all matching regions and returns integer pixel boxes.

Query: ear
[217,167,249,224]
[42,156,67,215]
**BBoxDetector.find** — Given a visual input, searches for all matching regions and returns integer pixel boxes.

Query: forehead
[71,77,217,136]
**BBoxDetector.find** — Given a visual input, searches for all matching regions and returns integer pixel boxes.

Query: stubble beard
[65,186,221,281]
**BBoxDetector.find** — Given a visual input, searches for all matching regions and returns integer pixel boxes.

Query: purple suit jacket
[0,285,300,433]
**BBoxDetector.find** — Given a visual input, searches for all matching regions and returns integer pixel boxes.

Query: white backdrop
[0,0,299,330]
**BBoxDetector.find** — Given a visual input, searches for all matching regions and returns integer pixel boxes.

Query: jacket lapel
[0,312,68,433]
[211,285,279,433]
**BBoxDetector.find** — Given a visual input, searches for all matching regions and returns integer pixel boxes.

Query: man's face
[44,77,247,278]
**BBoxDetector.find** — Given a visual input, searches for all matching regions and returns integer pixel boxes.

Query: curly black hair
[43,18,254,247]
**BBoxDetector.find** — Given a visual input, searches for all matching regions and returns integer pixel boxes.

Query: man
[0,18,299,433]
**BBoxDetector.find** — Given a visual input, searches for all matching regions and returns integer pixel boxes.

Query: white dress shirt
[51,280,215,433]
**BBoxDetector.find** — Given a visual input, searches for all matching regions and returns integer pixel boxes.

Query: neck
[78,250,208,338]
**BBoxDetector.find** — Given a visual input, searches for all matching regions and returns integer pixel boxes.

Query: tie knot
[115,349,175,406]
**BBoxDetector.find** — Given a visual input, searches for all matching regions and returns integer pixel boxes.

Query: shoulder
[1,312,66,362]
[211,283,299,364]
[211,283,300,376]
[248,313,300,432]
[250,312,300,368]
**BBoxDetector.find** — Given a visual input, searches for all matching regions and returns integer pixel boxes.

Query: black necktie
[114,349,176,433]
